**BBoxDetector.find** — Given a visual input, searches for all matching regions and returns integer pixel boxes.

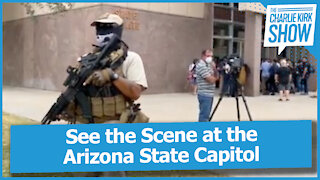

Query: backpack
[187,64,196,80]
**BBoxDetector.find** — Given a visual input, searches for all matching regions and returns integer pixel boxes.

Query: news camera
[222,55,244,74]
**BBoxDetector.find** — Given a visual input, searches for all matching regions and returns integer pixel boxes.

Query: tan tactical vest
[69,66,129,124]
[66,46,149,124]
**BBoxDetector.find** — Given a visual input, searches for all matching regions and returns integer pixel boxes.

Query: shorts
[278,83,290,91]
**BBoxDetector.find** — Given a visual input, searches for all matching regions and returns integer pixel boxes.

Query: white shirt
[122,51,148,89]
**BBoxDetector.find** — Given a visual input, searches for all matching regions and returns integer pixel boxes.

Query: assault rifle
[41,34,128,125]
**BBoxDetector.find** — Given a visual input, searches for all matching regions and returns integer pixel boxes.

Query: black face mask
[95,23,123,38]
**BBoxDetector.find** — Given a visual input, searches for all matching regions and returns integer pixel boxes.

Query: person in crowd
[275,59,292,101]
[260,59,272,95]
[299,57,312,95]
[213,57,221,89]
[287,60,296,94]
[187,58,199,95]
[268,59,279,95]
[195,49,217,122]
[293,60,301,93]
[220,56,232,96]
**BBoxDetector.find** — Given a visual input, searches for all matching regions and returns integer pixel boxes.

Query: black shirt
[298,62,311,75]
[276,67,291,84]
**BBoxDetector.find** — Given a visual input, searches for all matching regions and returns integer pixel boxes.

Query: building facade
[3,3,213,94]
[3,3,317,95]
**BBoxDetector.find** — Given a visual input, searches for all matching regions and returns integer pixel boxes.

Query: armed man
[41,12,149,177]
[42,12,149,125]
[81,12,148,124]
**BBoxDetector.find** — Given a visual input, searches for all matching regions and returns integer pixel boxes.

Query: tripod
[209,75,253,122]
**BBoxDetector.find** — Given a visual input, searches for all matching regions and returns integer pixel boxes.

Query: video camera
[222,55,244,74]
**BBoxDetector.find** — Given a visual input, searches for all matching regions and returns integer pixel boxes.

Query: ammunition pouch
[76,95,126,123]
[64,94,149,124]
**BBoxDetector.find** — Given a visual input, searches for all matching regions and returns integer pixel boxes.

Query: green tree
[20,3,73,16]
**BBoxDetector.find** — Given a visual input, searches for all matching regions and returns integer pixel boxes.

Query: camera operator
[220,57,232,96]
[195,49,218,122]
[220,55,243,97]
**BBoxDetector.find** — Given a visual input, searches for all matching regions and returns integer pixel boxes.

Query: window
[214,6,231,20]
[233,24,244,38]
[213,39,230,58]
[214,22,230,36]
[233,10,245,22]
[215,3,230,6]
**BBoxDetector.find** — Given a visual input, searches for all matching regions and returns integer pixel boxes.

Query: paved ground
[2,86,318,177]
[3,86,317,123]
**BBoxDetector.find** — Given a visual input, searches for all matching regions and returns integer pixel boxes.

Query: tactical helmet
[91,13,124,38]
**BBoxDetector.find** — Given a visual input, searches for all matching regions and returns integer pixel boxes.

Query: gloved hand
[83,68,113,86]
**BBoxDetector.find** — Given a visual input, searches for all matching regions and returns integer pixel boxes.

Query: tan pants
[72,119,126,177]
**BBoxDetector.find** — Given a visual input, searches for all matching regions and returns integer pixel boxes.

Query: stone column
[269,47,277,60]
[244,11,262,96]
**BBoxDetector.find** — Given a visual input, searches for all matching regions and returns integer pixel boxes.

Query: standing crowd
[260,57,315,100]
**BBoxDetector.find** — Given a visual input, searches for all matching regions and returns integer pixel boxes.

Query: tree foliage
[20,3,73,16]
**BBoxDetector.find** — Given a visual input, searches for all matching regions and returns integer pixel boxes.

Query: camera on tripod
[223,55,243,73]
[209,55,252,122]
[222,55,246,86]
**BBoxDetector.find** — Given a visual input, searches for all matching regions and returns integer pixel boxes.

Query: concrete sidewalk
[2,86,318,177]
[3,86,317,123]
